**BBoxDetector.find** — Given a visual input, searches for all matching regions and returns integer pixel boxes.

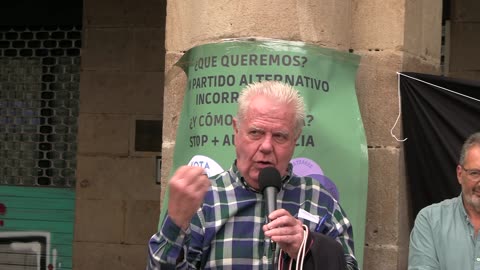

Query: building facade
[1,0,479,269]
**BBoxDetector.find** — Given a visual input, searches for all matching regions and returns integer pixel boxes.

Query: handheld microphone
[258,167,282,255]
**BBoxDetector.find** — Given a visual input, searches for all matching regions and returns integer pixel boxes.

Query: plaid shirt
[148,163,358,270]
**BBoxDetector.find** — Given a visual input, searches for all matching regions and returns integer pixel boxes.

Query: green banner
[164,38,368,266]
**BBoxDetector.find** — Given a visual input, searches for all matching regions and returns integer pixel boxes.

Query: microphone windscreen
[258,167,282,192]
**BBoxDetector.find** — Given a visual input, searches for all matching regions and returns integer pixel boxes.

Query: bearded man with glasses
[408,132,480,270]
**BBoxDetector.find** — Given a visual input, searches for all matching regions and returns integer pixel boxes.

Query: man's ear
[294,128,303,141]
[232,118,238,133]
[457,164,463,184]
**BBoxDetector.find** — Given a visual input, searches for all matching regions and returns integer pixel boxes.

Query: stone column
[162,0,442,269]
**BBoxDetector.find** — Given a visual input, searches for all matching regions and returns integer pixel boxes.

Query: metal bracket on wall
[155,156,162,185]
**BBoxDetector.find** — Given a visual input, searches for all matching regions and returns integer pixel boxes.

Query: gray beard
[465,194,480,214]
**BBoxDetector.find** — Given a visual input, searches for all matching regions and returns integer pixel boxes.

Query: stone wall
[447,0,480,80]
[74,0,166,269]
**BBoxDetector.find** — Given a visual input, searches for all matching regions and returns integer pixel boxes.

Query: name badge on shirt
[298,208,320,224]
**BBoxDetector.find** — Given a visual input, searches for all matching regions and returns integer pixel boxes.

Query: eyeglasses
[461,165,480,182]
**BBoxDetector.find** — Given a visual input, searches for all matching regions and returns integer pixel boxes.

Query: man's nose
[259,134,274,152]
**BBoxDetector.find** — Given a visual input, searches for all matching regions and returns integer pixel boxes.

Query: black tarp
[399,72,480,225]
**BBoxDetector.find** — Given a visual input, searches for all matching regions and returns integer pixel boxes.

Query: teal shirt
[408,194,480,270]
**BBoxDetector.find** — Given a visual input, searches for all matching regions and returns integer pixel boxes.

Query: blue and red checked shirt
[148,163,358,270]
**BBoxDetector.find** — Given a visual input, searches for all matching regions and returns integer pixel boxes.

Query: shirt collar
[459,193,471,223]
[231,160,293,193]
